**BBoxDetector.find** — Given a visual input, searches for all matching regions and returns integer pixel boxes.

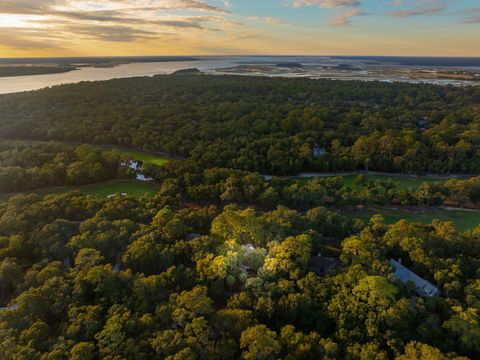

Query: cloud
[287,0,360,8]
[285,0,365,26]
[461,15,480,23]
[459,6,480,24]
[387,0,448,17]
[0,0,234,50]
[0,0,230,15]
[246,16,287,25]
[0,0,65,15]
[0,27,65,50]
[330,9,366,26]
[58,24,160,42]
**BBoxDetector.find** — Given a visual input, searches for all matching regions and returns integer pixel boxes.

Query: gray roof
[0,304,19,313]
[389,259,440,297]
[310,256,340,275]
[186,233,201,241]
[312,146,327,158]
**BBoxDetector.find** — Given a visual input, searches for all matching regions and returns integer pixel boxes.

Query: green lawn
[344,207,480,232]
[342,174,446,190]
[81,181,159,198]
[116,149,170,166]
[299,174,448,190]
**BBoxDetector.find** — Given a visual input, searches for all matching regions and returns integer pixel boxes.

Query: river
[1,55,479,94]
[0,57,237,94]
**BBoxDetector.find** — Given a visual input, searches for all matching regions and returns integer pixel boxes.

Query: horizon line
[1,54,480,60]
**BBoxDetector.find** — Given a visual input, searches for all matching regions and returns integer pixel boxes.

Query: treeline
[0,142,131,193]
[0,66,76,78]
[3,140,480,208]
[0,190,479,358]
[146,161,480,209]
[0,75,479,174]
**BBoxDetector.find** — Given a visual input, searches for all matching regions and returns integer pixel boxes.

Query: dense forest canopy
[1,75,480,359]
[0,189,480,359]
[1,75,480,174]
[0,142,133,193]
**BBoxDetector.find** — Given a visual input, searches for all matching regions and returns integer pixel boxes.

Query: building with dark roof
[310,254,340,275]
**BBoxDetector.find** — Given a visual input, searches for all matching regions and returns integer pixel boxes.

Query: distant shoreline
[1,55,479,68]
[0,56,199,66]
[0,66,78,78]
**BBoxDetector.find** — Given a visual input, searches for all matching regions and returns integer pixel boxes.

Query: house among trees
[389,259,440,297]
[417,117,429,131]
[312,146,327,158]
[309,254,340,275]
[0,304,19,313]
[185,232,201,241]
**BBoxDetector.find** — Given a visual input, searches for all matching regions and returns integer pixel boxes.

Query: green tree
[240,325,281,360]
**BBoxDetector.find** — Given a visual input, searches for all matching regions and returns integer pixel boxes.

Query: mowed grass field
[81,181,159,198]
[344,207,480,232]
[340,174,447,190]
[116,149,170,166]
[299,174,449,190]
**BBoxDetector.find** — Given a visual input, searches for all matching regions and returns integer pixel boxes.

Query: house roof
[389,259,440,297]
[310,256,340,275]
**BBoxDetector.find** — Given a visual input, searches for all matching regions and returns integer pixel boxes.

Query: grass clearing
[116,149,170,166]
[298,174,448,190]
[81,181,159,198]
[344,207,480,232]
[341,174,446,190]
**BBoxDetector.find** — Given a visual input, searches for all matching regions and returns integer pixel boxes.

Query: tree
[240,325,281,360]
[443,306,480,353]
[396,341,449,360]
[70,342,97,360]
[171,287,213,327]
[0,257,22,303]
[262,234,311,280]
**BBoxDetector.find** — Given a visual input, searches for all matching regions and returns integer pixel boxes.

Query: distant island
[172,68,201,75]
[0,56,199,66]
[0,56,201,78]
[0,66,77,78]
[275,62,303,68]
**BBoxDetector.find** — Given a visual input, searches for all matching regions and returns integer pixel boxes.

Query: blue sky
[0,0,478,57]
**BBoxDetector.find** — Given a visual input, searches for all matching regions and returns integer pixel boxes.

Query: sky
[0,0,479,57]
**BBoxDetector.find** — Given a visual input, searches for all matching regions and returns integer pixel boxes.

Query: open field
[297,173,449,190]
[344,207,480,232]
[340,174,447,190]
[116,149,170,166]
[80,180,159,198]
